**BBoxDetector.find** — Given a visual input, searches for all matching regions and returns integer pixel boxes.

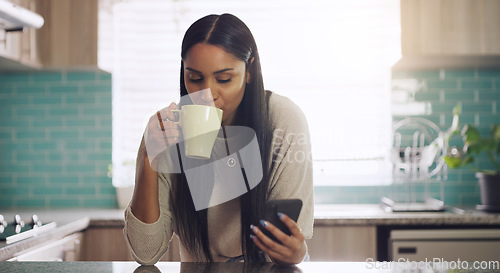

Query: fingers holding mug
[157,103,178,125]
[156,103,181,144]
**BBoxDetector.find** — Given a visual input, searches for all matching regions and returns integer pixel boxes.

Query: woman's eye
[217,78,231,83]
[188,73,203,83]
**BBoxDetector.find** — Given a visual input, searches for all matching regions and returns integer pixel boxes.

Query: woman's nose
[195,88,217,106]
[209,88,218,101]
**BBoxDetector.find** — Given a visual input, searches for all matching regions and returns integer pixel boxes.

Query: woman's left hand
[250,213,307,265]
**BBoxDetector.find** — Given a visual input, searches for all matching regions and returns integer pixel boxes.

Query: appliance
[0,0,44,31]
[390,229,500,261]
[0,214,56,244]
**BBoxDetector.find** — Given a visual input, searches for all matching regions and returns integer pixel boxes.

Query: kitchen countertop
[2,204,500,261]
[0,261,495,273]
[0,209,124,261]
[314,204,500,226]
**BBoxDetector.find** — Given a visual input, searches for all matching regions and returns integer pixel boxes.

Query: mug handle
[157,110,181,131]
[170,109,181,126]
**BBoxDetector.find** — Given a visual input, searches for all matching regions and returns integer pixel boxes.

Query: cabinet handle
[398,247,417,254]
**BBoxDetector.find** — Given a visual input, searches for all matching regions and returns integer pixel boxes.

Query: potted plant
[443,108,500,212]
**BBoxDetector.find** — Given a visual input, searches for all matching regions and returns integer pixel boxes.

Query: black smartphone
[261,199,303,243]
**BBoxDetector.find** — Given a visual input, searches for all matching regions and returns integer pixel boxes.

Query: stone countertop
[0,209,125,261]
[2,205,500,261]
[0,261,491,273]
[313,204,500,226]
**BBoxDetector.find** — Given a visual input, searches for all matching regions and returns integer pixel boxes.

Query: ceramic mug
[171,105,223,159]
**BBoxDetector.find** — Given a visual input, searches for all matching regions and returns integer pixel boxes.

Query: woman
[124,13,313,265]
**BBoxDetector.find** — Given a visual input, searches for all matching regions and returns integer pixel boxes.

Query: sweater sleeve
[123,144,176,265]
[266,94,314,239]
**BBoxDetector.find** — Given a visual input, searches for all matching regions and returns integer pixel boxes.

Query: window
[99,0,401,187]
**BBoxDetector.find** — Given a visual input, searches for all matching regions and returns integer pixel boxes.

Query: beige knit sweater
[123,92,314,265]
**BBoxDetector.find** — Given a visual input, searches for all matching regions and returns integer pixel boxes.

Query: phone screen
[261,199,302,243]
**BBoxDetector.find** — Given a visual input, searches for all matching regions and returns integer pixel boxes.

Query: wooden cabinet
[84,225,378,262]
[401,0,500,56]
[306,226,377,262]
[0,0,98,70]
[83,227,132,261]
[35,0,98,66]
[83,227,181,261]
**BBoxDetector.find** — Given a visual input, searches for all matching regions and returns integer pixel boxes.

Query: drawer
[390,229,500,261]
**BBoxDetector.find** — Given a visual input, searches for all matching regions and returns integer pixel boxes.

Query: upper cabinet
[0,0,97,71]
[401,0,500,56]
[35,0,98,67]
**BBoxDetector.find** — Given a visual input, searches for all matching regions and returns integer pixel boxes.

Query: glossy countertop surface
[313,204,500,226]
[1,261,498,273]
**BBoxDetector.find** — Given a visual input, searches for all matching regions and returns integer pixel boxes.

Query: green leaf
[442,106,499,174]
[462,125,480,142]
[493,125,500,142]
[462,154,474,165]
[444,156,464,168]
[465,141,482,155]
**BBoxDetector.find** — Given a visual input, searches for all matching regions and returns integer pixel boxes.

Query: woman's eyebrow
[213,68,233,74]
[186,67,202,73]
[185,67,234,74]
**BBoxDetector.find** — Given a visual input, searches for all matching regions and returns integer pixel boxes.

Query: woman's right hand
[131,102,180,223]
[144,102,181,168]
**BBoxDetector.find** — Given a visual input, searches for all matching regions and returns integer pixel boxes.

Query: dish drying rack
[381,117,449,212]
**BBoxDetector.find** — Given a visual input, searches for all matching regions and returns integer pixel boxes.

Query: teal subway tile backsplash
[0,74,30,84]
[49,198,81,207]
[443,70,476,78]
[15,198,46,208]
[16,85,47,94]
[444,89,475,101]
[31,72,64,82]
[0,70,114,209]
[392,70,441,79]
[461,79,493,90]
[48,85,79,94]
[83,197,116,208]
[478,90,500,100]
[426,79,458,89]
[316,68,500,206]
[66,72,97,82]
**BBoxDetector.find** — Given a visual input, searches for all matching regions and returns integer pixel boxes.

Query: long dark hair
[171,14,271,262]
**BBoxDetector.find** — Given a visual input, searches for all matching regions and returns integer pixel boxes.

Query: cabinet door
[84,227,181,261]
[306,226,376,261]
[84,227,133,261]
[35,0,98,66]
[401,0,500,55]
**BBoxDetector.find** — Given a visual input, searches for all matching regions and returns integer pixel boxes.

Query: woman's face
[183,43,248,125]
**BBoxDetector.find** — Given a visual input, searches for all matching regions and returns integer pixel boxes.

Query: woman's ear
[246,57,255,84]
